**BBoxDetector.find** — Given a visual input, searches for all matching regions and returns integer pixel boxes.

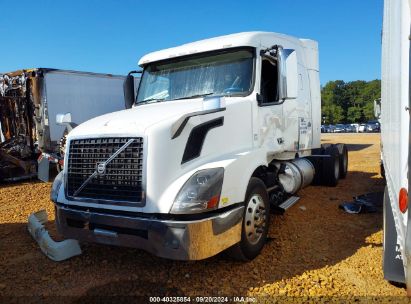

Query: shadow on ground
[346,143,373,152]
[0,172,389,300]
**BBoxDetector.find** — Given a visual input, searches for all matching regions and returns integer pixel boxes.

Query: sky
[0,0,383,85]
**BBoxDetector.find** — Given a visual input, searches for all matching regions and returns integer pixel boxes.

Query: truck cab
[51,32,343,260]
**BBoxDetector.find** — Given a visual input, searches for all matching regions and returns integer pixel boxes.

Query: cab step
[278,196,300,211]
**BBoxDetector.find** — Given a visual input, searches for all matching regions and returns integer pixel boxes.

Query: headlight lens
[171,168,224,214]
[50,171,64,202]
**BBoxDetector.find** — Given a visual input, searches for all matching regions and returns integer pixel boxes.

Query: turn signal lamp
[399,188,408,213]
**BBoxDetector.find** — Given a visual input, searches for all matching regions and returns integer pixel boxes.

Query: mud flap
[383,187,405,283]
[28,210,82,261]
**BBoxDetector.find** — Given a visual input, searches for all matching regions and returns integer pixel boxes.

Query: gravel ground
[0,133,407,302]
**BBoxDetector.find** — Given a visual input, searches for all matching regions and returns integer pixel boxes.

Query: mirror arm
[65,122,78,132]
[260,45,279,57]
[256,93,263,105]
[261,53,277,65]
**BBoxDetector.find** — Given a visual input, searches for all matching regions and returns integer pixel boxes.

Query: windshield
[136,48,254,103]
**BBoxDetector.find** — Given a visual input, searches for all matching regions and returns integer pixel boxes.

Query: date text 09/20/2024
[149,296,257,303]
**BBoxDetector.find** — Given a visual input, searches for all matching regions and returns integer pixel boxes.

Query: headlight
[50,171,64,202]
[171,168,224,214]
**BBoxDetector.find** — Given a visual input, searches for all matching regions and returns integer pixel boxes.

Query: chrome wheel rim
[244,194,266,245]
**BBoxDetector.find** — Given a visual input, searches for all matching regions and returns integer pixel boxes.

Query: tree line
[321,79,380,124]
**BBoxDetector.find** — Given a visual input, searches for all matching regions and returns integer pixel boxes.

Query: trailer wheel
[338,144,348,179]
[228,177,270,261]
[322,145,340,187]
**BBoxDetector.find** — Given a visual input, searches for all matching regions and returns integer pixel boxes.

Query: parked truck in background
[0,68,140,182]
[51,32,348,261]
[380,0,411,292]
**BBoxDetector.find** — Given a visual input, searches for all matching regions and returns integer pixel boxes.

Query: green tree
[347,106,362,123]
[362,102,375,121]
[322,103,344,124]
[321,79,380,123]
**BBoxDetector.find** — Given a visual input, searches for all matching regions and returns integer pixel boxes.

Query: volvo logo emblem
[97,163,106,175]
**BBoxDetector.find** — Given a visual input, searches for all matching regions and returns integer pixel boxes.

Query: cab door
[256,56,286,154]
[256,46,299,156]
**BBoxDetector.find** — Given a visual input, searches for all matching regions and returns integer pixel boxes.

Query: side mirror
[56,112,77,132]
[374,98,381,119]
[124,75,135,109]
[278,48,298,100]
[56,113,72,125]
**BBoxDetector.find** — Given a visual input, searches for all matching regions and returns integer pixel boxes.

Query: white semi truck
[51,32,348,261]
[380,0,411,291]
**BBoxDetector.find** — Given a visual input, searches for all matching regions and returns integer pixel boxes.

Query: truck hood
[68,100,203,138]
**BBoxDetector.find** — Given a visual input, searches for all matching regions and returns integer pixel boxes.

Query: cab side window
[260,59,279,104]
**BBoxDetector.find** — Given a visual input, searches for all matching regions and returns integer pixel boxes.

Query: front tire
[228,177,270,261]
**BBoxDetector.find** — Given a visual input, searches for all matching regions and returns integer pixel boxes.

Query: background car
[343,124,353,132]
[359,124,366,132]
[321,125,335,133]
[334,124,346,133]
[350,123,360,133]
[366,121,380,132]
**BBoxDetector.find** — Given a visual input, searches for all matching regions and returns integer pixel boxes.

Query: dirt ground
[0,133,408,302]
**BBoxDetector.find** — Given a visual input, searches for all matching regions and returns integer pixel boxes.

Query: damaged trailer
[0,68,138,181]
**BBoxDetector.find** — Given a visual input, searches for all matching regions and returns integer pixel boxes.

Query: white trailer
[0,68,140,181]
[380,0,411,290]
[51,32,348,261]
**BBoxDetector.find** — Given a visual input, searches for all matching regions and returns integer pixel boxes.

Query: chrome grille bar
[66,137,144,203]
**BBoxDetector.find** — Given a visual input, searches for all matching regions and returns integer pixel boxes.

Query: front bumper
[55,204,244,260]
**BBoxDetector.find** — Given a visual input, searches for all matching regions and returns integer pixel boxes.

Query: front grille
[66,137,144,203]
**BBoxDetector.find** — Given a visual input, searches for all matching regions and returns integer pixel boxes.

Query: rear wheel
[228,177,270,261]
[322,145,340,187]
[309,147,324,185]
[338,144,348,179]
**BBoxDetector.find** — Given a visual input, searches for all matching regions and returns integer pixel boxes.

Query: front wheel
[228,177,270,261]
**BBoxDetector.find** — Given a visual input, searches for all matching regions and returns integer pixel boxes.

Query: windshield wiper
[136,92,215,105]
[136,98,166,106]
[173,92,215,101]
